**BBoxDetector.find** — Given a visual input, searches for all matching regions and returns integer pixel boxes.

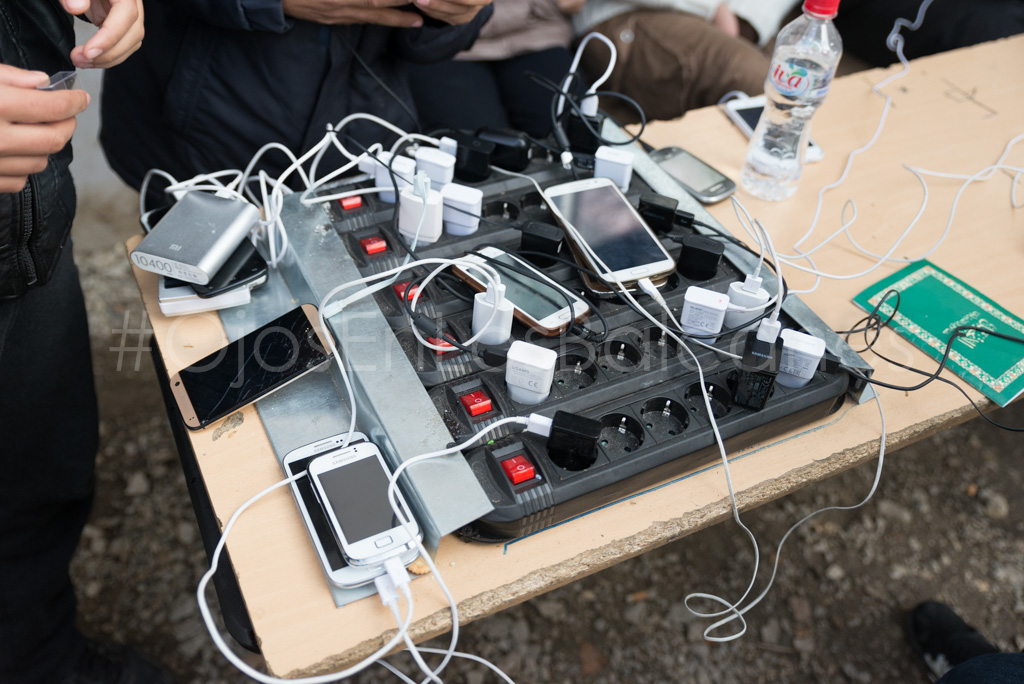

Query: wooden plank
[126,35,1024,677]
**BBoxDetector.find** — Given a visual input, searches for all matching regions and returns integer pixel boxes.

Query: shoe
[906,601,1001,681]
[61,638,176,684]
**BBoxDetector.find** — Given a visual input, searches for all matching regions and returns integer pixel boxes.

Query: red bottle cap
[804,0,839,16]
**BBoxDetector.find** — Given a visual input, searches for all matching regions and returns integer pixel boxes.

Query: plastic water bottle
[740,0,843,201]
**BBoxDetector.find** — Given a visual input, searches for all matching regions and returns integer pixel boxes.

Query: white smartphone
[308,442,421,567]
[453,246,590,336]
[282,433,419,587]
[721,95,824,163]
[543,177,676,287]
[648,147,736,204]
[157,275,257,316]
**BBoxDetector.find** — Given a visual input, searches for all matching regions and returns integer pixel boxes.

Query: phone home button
[375,536,393,548]
[630,267,648,276]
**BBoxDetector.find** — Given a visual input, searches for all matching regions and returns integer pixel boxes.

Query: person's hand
[282,0,425,28]
[410,0,491,26]
[0,65,90,194]
[60,0,144,69]
[712,3,739,37]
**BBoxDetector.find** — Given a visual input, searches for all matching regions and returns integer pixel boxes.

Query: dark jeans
[0,248,99,683]
[407,47,574,139]
[938,652,1024,683]
[836,0,1024,66]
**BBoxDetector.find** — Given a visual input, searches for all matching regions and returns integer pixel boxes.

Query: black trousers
[0,248,99,683]
[407,47,574,139]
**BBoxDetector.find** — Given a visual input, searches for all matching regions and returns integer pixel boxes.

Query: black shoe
[906,601,1002,681]
[61,639,176,684]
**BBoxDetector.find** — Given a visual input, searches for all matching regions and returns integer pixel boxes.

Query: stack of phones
[282,435,422,587]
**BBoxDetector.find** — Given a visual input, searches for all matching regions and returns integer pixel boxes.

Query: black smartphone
[648,147,736,204]
[168,304,332,430]
[181,240,268,298]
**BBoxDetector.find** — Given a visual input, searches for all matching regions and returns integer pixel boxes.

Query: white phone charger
[724,275,771,333]
[472,282,513,345]
[398,185,443,245]
[680,286,729,343]
[594,146,634,191]
[777,329,826,388]
[375,152,416,203]
[505,341,557,405]
[415,147,456,191]
[441,183,483,236]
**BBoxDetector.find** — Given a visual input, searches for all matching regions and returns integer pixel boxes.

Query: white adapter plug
[414,147,455,191]
[680,286,729,343]
[398,182,443,245]
[438,136,458,158]
[472,281,514,345]
[375,152,416,203]
[724,275,771,333]
[441,183,483,236]
[594,146,634,191]
[505,341,557,405]
[777,329,826,388]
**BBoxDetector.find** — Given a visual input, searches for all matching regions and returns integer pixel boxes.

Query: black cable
[338,33,420,134]
[527,71,648,149]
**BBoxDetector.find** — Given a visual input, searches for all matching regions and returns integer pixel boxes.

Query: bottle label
[769,58,826,98]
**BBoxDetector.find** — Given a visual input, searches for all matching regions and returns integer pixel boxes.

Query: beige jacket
[458,0,575,61]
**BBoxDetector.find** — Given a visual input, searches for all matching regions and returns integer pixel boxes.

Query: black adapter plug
[475,127,531,172]
[451,131,495,183]
[566,110,604,156]
[678,234,724,281]
[546,410,601,470]
[520,220,564,267]
[638,194,679,235]
[733,332,784,411]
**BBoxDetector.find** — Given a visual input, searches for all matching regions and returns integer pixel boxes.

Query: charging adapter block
[475,127,531,172]
[358,152,380,176]
[638,193,679,235]
[439,136,458,158]
[505,341,557,405]
[415,147,456,191]
[566,110,604,156]
[680,286,729,343]
[724,278,771,333]
[450,131,495,183]
[375,152,416,203]
[594,146,634,191]
[778,329,827,388]
[733,331,784,410]
[546,411,601,470]
[441,183,483,237]
[130,192,260,285]
[398,185,443,245]
[520,221,564,267]
[678,234,725,281]
[472,282,514,345]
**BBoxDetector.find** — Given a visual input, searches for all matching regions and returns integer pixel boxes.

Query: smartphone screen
[314,456,399,544]
[736,105,761,132]
[657,150,730,194]
[481,252,574,322]
[175,306,329,428]
[286,454,347,571]
[547,185,668,273]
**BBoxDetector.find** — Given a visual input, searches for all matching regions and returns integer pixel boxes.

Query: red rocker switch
[459,390,492,417]
[359,236,386,255]
[501,455,535,485]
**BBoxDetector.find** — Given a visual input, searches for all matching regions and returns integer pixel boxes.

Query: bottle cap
[803,0,839,16]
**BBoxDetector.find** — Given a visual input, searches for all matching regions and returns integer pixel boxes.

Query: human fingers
[317,6,424,26]
[413,0,490,24]
[58,0,91,16]
[0,64,49,89]
[0,87,90,126]
[74,0,144,69]
[0,155,52,179]
[0,118,79,158]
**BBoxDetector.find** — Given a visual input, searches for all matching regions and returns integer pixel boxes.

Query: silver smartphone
[721,94,824,163]
[648,147,736,204]
[282,433,419,587]
[308,442,421,567]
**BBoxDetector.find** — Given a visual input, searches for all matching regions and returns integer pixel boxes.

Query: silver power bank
[130,193,261,285]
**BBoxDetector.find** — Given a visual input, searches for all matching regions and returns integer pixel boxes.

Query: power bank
[130,192,260,285]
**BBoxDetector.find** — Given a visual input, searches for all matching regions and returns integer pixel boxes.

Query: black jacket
[0,0,76,300]
[100,0,492,192]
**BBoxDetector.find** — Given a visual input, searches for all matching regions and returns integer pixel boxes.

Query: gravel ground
[69,198,1024,684]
